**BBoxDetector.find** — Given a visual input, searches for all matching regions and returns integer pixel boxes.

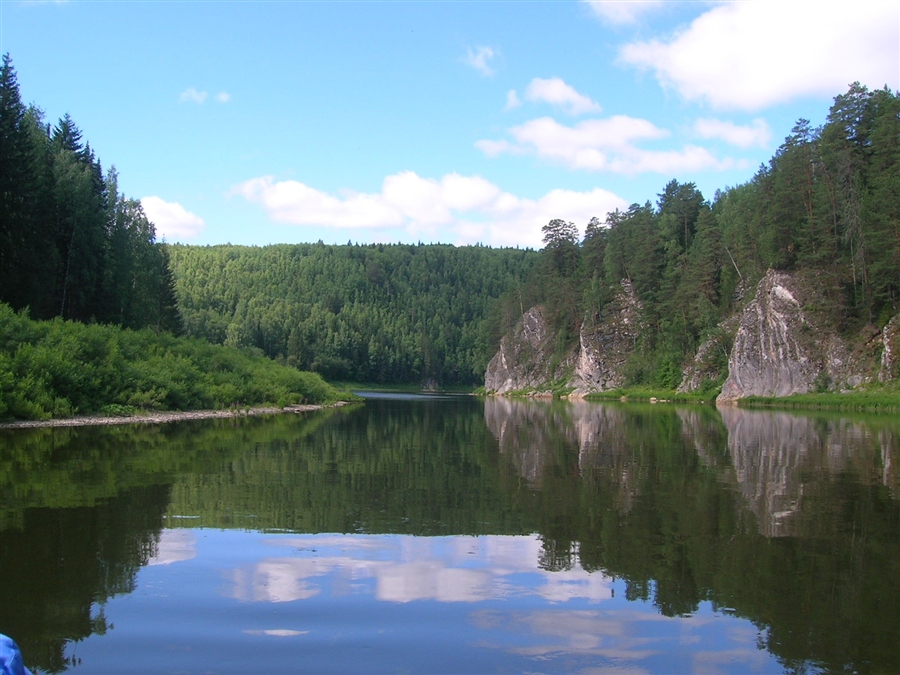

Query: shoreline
[0,401,351,430]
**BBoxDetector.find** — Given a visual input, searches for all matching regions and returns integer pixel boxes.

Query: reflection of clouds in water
[148,529,196,566]
[223,534,613,604]
[472,609,769,674]
[691,647,773,674]
[378,562,490,603]
[228,558,330,602]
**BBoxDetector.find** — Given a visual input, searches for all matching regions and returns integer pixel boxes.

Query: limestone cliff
[568,279,643,396]
[717,269,870,401]
[487,268,894,400]
[879,314,900,383]
[483,306,576,395]
[483,280,641,395]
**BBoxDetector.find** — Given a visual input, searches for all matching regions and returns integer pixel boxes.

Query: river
[1,393,897,674]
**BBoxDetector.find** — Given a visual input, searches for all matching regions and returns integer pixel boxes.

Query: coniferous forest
[0,55,181,332]
[520,82,900,389]
[168,83,899,390]
[1,47,899,417]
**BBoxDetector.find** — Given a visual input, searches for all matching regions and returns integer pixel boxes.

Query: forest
[2,45,899,408]
[0,54,349,420]
[167,82,899,391]
[510,82,900,389]
[0,55,181,333]
[168,242,538,385]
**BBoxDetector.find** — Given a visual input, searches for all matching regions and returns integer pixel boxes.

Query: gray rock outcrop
[483,280,642,396]
[483,306,576,395]
[717,269,868,401]
[568,279,642,396]
[879,313,900,382]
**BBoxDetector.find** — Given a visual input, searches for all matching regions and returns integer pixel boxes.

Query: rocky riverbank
[0,402,352,430]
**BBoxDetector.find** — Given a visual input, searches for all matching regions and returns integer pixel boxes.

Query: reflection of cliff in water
[484,398,900,674]
[484,398,647,512]
[486,398,898,538]
[713,407,897,536]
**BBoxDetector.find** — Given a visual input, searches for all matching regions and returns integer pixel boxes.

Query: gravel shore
[0,402,351,430]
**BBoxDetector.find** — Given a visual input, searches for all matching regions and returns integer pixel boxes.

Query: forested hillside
[0,55,181,332]
[505,83,900,390]
[169,243,539,385]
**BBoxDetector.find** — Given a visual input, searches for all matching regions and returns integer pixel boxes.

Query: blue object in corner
[0,635,33,675]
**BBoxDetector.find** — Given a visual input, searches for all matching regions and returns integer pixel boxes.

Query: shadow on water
[1,398,898,673]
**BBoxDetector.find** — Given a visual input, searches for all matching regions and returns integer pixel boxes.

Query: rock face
[879,313,900,382]
[487,268,889,399]
[677,315,739,394]
[484,306,575,395]
[484,280,641,395]
[717,269,868,401]
[568,279,642,395]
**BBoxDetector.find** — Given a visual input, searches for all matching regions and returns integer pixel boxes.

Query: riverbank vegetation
[0,303,351,421]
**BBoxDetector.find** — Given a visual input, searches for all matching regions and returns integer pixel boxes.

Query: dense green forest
[3,48,898,395]
[167,83,898,391]
[0,54,180,331]
[169,243,538,384]
[514,83,900,389]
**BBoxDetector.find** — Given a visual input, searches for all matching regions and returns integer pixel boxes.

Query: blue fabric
[0,635,33,675]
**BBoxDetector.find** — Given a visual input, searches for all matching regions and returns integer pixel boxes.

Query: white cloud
[464,45,497,76]
[479,115,738,175]
[215,91,231,103]
[694,118,772,148]
[231,172,626,248]
[478,115,732,175]
[618,1,900,110]
[178,87,208,104]
[583,0,664,25]
[141,196,206,240]
[524,77,602,115]
[505,89,522,110]
[474,138,524,158]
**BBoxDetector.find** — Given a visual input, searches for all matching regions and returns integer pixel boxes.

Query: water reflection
[1,399,898,674]
[225,534,613,605]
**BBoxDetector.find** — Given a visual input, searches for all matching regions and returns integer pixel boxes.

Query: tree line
[169,242,539,385]
[0,54,181,332]
[521,83,900,389]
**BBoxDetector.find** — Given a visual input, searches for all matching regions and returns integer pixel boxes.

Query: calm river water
[1,393,898,674]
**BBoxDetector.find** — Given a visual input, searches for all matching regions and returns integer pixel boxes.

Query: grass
[738,386,900,412]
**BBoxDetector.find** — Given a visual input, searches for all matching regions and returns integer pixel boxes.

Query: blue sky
[2,0,897,248]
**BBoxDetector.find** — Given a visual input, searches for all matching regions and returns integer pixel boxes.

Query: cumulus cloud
[583,0,664,25]
[618,1,899,110]
[141,196,206,240]
[231,172,626,248]
[505,89,522,111]
[179,87,208,104]
[477,115,735,175]
[524,77,602,115]
[464,46,498,76]
[179,88,231,104]
[694,118,772,148]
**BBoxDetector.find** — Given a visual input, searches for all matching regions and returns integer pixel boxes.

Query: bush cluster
[0,304,349,421]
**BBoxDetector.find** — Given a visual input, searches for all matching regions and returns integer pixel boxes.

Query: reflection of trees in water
[0,484,170,674]
[484,398,900,674]
[2,401,899,674]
